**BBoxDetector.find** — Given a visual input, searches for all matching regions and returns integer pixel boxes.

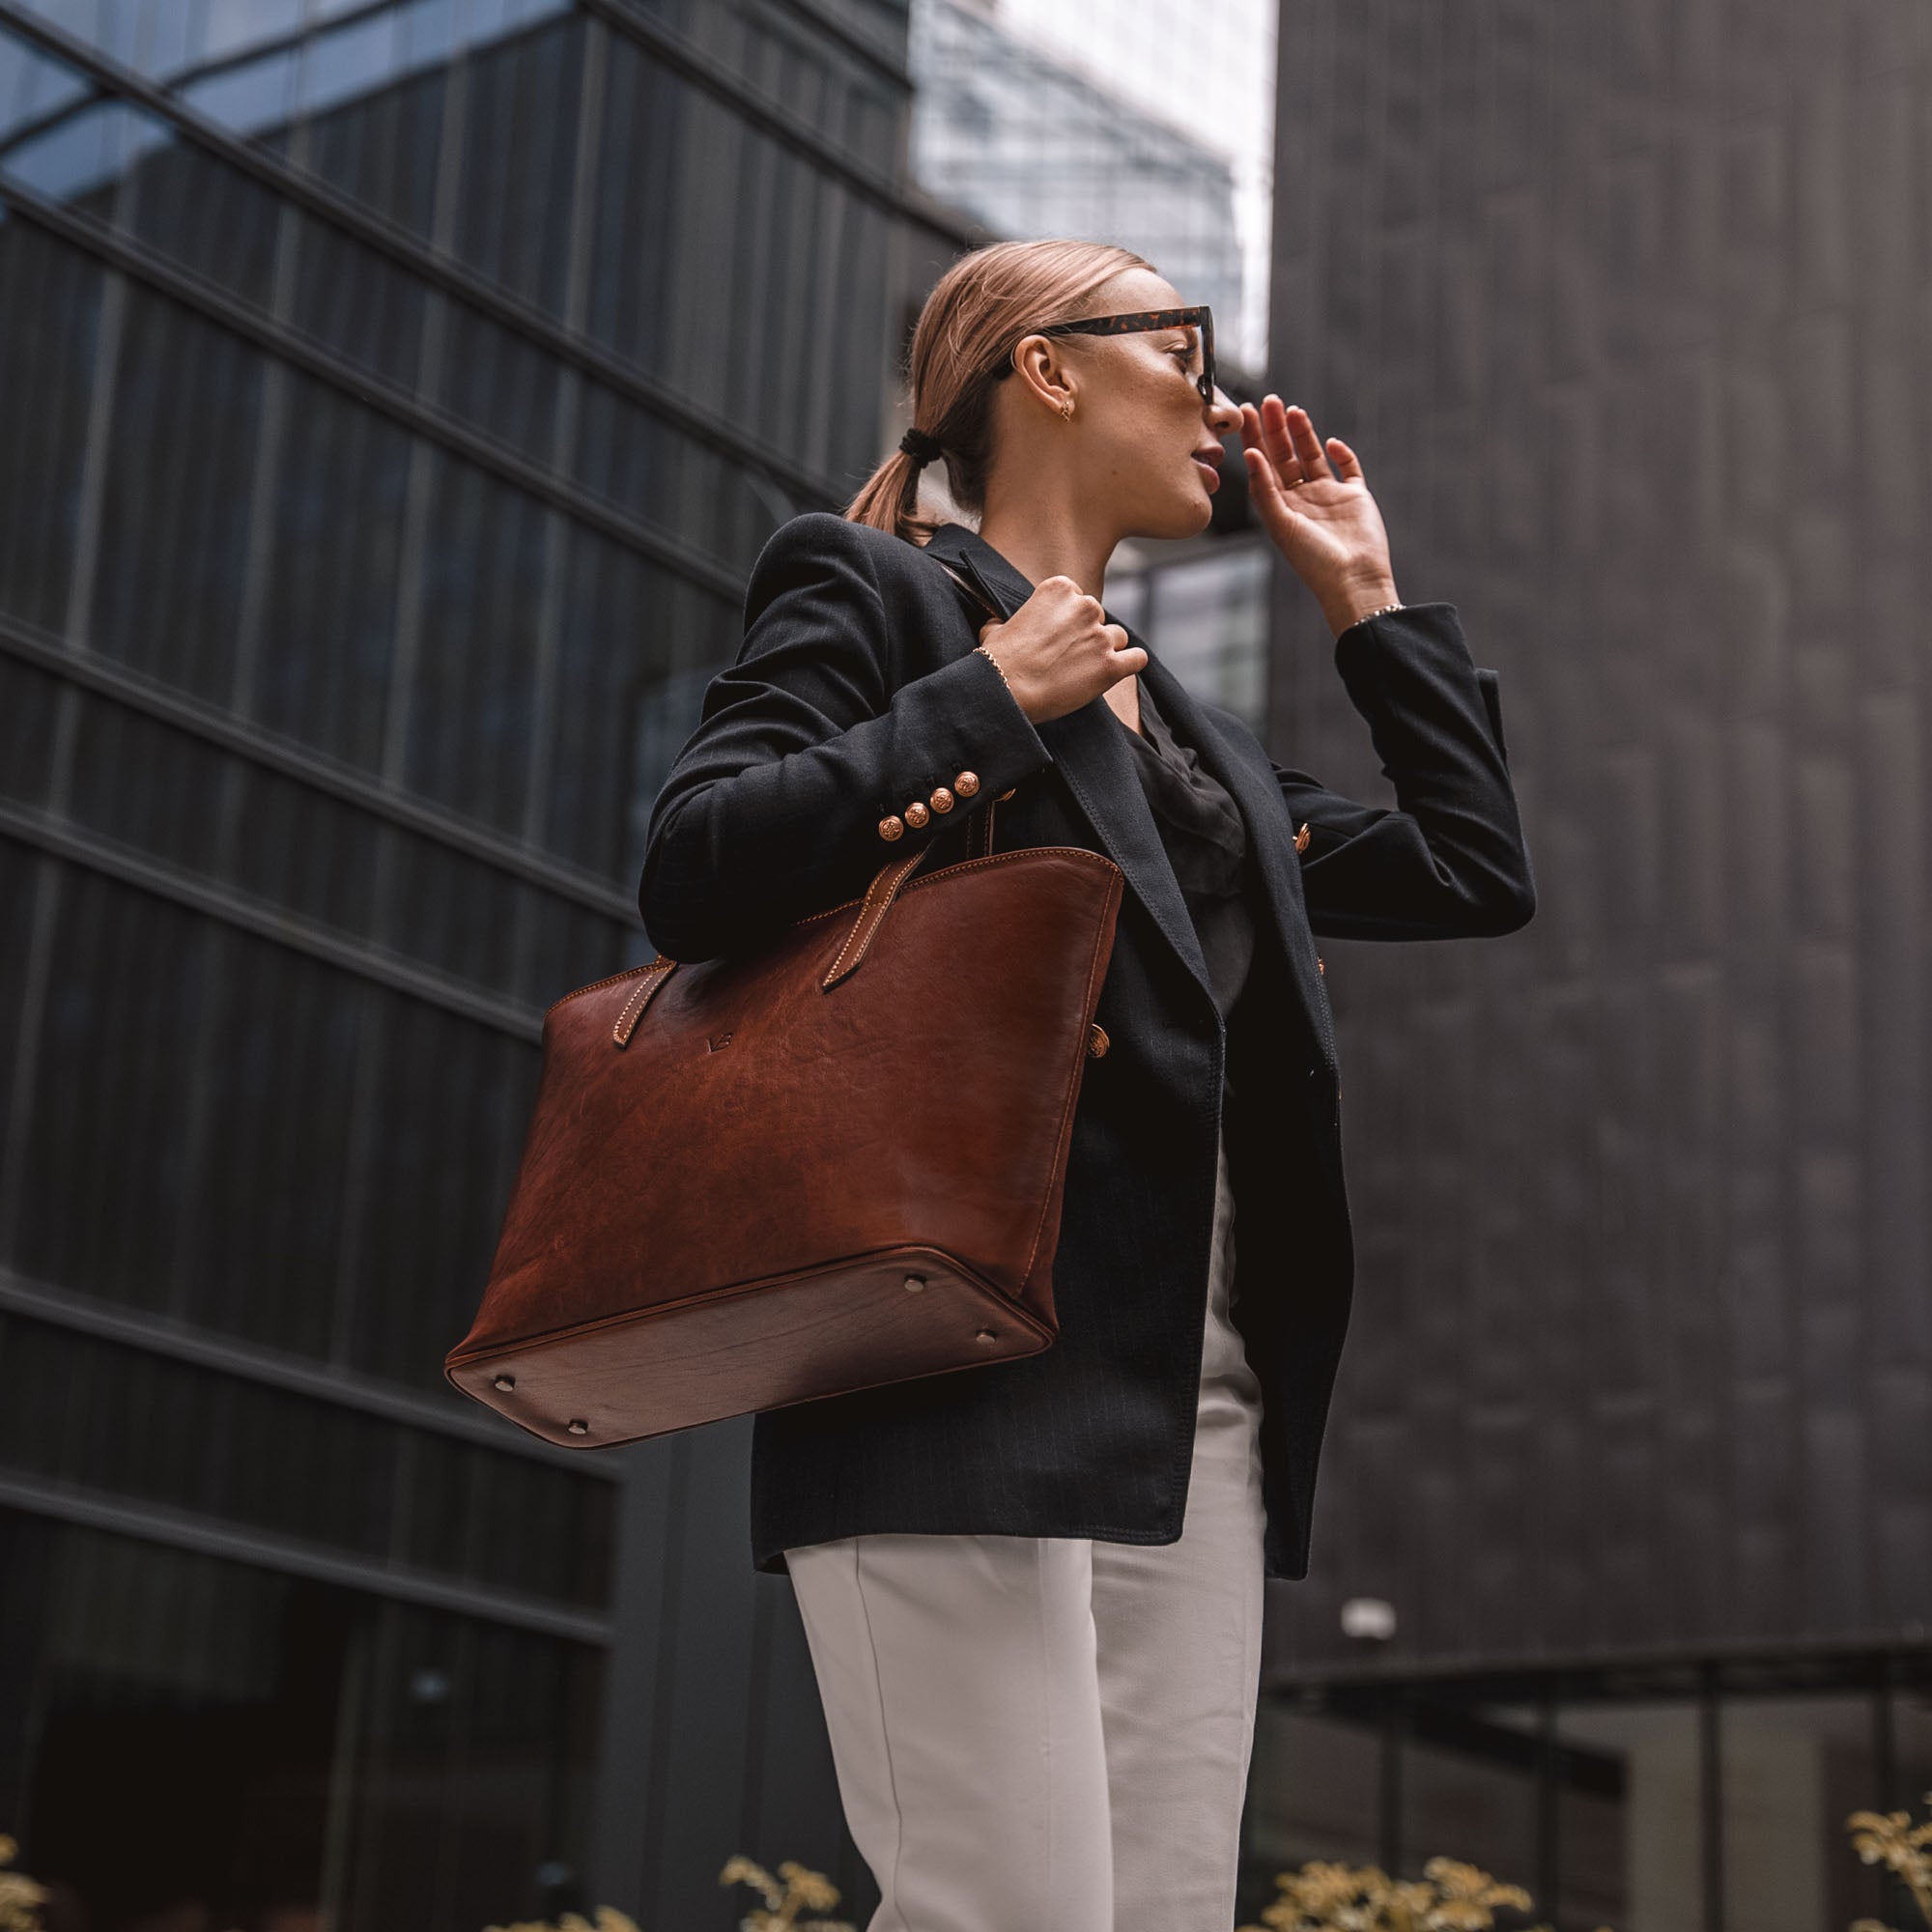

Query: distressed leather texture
[445,575,1125,1449]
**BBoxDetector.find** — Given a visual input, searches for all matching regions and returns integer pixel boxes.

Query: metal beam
[0,0,877,510]
[0,795,548,1041]
[0,1467,612,1644]
[0,611,639,923]
[0,1265,616,1476]
[0,173,753,602]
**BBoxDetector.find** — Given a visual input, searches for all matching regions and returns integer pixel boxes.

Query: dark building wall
[1260,0,1931,1680]
[0,2,952,1923]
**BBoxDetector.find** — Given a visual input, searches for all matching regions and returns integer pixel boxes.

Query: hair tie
[898,425,944,464]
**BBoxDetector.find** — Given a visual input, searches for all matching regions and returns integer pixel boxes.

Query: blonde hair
[845,238,1156,544]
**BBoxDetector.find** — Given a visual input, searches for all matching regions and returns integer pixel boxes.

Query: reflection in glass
[1400,1697,1540,1906]
[1104,541,1269,734]
[2,1509,601,1932]
[1,92,162,203]
[1241,1700,1381,1891]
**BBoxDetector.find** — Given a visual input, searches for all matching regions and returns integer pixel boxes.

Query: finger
[1260,394,1301,478]
[1243,443,1301,530]
[1237,401,1265,456]
[1324,435,1364,482]
[1286,405,1333,480]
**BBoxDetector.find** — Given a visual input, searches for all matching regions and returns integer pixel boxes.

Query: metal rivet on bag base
[567,1419,590,1435]
[975,1328,997,1344]
[903,1274,926,1293]
[493,1374,515,1391]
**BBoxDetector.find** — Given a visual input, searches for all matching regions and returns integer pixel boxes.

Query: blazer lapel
[1135,643,1337,1059]
[920,522,1216,1013]
[920,522,1337,1057]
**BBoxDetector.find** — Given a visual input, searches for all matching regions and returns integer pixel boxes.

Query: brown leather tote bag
[445,566,1124,1451]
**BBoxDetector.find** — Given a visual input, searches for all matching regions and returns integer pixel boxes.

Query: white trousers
[785,1130,1268,1932]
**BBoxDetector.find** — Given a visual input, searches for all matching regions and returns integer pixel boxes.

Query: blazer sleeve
[1276,601,1537,941]
[638,512,1057,963]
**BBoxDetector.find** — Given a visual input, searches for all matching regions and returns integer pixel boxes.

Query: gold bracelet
[976,640,1016,695]
[1359,600,1405,621]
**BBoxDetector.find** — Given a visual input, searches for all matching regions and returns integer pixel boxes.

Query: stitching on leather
[446,1240,1055,1369]
[790,846,1117,934]
[612,965,673,1045]
[843,854,923,973]
[591,850,1118,1009]
[826,861,903,980]
[613,980,653,1043]
[826,871,891,978]
[547,961,657,1017]
[827,853,923,980]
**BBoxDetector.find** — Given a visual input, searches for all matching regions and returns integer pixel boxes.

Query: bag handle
[929,555,1010,866]
[616,550,1017,1041]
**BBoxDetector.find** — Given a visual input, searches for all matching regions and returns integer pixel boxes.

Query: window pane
[1720,1692,1889,1931]
[0,1510,602,1931]
[1401,1694,1540,1901]
[1553,1700,1703,1932]
[1240,1700,1380,1912]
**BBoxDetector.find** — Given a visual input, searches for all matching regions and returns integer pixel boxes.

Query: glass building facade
[906,0,1243,342]
[0,0,949,1924]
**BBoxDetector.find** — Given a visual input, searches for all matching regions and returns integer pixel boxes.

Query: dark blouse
[1119,676,1258,1115]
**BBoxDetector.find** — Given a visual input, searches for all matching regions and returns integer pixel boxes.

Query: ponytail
[842,238,1153,545]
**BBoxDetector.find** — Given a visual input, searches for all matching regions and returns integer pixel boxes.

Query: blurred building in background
[1241,5,1932,1929]
[907,0,1242,340]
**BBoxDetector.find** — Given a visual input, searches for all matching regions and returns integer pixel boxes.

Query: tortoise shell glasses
[990,305,1218,409]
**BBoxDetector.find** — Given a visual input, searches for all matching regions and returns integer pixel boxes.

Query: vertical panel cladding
[0,0,918,1901]
[1266,0,1931,1682]
[397,453,547,835]
[76,287,264,706]
[0,662,60,805]
[10,868,208,1319]
[283,207,436,398]
[341,996,542,1393]
[453,14,587,310]
[0,223,103,633]
[249,381,415,768]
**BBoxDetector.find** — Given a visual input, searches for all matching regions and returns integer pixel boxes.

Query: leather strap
[930,555,1004,865]
[623,547,1014,1035]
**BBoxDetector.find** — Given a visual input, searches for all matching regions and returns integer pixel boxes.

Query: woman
[638,239,1534,1932]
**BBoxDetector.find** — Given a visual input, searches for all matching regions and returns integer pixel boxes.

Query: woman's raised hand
[976,576,1147,725]
[1240,397,1405,637]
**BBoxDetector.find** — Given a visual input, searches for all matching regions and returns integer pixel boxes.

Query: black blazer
[638,511,1535,1581]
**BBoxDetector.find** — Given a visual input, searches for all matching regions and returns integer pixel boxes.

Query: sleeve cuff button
[879,814,904,841]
